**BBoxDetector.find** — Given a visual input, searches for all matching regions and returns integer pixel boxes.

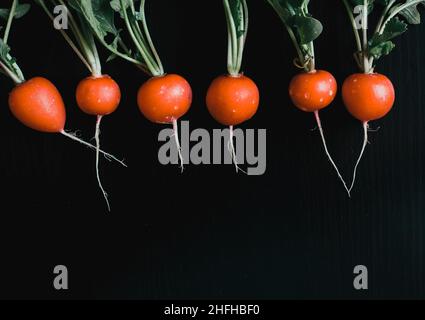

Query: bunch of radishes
[1,0,424,211]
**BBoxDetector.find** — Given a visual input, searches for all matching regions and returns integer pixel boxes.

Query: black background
[0,0,424,300]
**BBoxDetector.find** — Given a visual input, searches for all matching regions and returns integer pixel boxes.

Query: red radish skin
[289,70,337,112]
[206,75,259,126]
[76,75,121,116]
[9,77,66,133]
[137,74,192,171]
[76,74,122,211]
[342,73,395,122]
[137,74,192,124]
[342,73,395,193]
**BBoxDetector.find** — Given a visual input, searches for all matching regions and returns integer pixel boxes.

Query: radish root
[314,111,350,197]
[349,121,369,194]
[227,125,247,174]
[172,119,184,172]
[60,129,127,167]
[94,115,110,212]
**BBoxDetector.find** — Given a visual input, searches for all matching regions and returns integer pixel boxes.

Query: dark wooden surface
[0,1,423,299]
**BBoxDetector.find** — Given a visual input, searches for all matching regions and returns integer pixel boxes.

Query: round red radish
[342,73,395,122]
[289,70,337,112]
[76,75,121,116]
[137,74,192,124]
[8,77,66,133]
[206,74,259,126]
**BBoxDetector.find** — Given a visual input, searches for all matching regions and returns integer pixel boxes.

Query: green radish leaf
[110,0,132,19]
[368,40,395,58]
[266,0,323,43]
[291,15,323,44]
[368,17,407,59]
[398,0,425,24]
[0,2,31,20]
[370,16,408,46]
[0,38,11,60]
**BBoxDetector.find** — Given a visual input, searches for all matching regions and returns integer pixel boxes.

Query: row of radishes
[0,0,423,210]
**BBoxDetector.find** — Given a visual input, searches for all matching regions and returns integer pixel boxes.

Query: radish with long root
[206,0,259,173]
[267,0,350,196]
[341,0,424,193]
[36,0,123,211]
[73,0,192,172]
[0,1,125,196]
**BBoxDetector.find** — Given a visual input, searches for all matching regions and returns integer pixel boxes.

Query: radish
[0,1,125,206]
[267,0,350,195]
[36,0,124,211]
[342,0,424,193]
[206,0,259,173]
[73,0,192,171]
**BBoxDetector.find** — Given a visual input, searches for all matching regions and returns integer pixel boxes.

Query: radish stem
[60,130,127,167]
[349,121,369,193]
[172,119,184,172]
[94,115,110,211]
[3,0,17,45]
[314,111,350,196]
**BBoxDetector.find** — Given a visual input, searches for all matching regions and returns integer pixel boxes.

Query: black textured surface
[0,1,423,299]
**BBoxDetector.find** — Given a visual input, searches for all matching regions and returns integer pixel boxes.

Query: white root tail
[349,121,369,194]
[172,119,184,173]
[95,115,110,212]
[314,111,351,197]
[60,129,127,167]
[227,125,247,174]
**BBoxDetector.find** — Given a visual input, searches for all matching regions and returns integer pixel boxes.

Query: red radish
[342,73,395,191]
[137,74,192,124]
[9,76,66,133]
[289,70,337,113]
[137,74,192,168]
[206,75,259,126]
[206,74,259,170]
[6,76,125,166]
[76,75,121,116]
[206,0,259,172]
[76,75,122,211]
[75,0,192,171]
[340,0,417,193]
[37,0,125,211]
[268,0,350,195]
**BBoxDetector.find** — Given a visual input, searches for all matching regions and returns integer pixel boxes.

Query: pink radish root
[60,129,127,167]
[172,119,184,172]
[94,115,110,211]
[314,110,350,197]
[227,125,247,174]
[349,121,369,194]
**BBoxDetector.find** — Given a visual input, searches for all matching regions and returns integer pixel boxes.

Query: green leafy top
[72,0,163,77]
[266,0,323,72]
[0,0,29,84]
[35,0,105,77]
[224,0,248,76]
[343,0,425,73]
